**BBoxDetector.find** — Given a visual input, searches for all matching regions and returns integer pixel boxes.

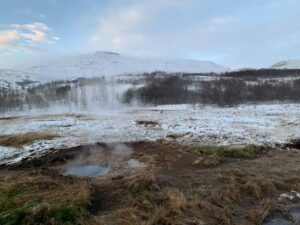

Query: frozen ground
[0,103,300,165]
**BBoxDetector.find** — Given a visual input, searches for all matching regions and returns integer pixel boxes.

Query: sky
[0,0,300,69]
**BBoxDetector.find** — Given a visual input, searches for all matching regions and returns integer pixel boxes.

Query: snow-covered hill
[271,60,300,69]
[0,51,229,88]
[0,69,40,89]
[26,51,229,81]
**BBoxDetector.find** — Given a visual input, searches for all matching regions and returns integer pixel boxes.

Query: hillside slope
[26,51,229,81]
[271,59,300,69]
[0,52,229,88]
[0,69,41,89]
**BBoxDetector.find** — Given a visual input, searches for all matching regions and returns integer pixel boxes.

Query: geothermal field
[0,53,300,225]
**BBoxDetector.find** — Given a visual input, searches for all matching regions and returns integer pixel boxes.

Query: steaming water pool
[61,164,111,177]
[128,159,145,168]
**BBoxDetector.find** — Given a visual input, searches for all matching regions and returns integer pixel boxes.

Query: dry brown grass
[91,175,200,225]
[94,207,145,225]
[241,177,275,199]
[146,207,175,225]
[192,154,223,167]
[163,188,187,215]
[211,178,240,206]
[206,175,279,224]
[0,131,57,147]
[89,142,284,225]
[195,200,232,225]
[193,145,266,159]
[2,141,298,225]
[0,170,283,225]
[245,198,277,225]
[283,175,300,192]
[128,173,158,192]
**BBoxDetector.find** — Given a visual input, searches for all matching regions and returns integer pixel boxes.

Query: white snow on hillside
[26,51,229,81]
[0,52,229,88]
[0,69,41,89]
[271,60,300,69]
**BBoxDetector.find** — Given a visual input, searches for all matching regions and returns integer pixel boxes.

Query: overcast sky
[0,0,300,69]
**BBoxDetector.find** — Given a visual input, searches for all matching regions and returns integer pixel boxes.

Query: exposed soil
[1,141,300,225]
[0,131,58,148]
[285,139,300,149]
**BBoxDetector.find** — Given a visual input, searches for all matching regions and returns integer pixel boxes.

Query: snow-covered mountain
[0,51,229,89]
[26,51,229,81]
[271,60,300,69]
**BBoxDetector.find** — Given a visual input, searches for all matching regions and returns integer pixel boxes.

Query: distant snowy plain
[1,103,299,165]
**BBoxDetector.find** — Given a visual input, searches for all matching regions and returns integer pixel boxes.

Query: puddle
[264,216,293,225]
[128,159,145,168]
[291,207,300,221]
[58,143,147,177]
[62,164,111,177]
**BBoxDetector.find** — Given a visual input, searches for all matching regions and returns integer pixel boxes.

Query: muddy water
[264,206,300,225]
[62,164,111,177]
[291,207,300,222]
[264,217,293,225]
[58,143,146,178]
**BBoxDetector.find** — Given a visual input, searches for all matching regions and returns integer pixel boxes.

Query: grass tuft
[245,198,276,225]
[164,188,187,214]
[193,145,251,158]
[192,154,223,167]
[241,177,275,199]
[193,145,266,159]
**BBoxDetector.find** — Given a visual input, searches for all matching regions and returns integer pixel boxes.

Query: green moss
[193,145,251,158]
[0,184,87,225]
[0,188,29,225]
[48,204,80,224]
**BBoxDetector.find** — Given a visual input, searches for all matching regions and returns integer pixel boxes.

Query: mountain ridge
[0,52,229,88]
[271,59,300,69]
[26,51,230,80]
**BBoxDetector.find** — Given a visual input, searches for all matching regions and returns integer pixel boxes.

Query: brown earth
[1,141,300,225]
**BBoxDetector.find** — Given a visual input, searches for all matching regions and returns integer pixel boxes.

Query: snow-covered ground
[1,103,299,165]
